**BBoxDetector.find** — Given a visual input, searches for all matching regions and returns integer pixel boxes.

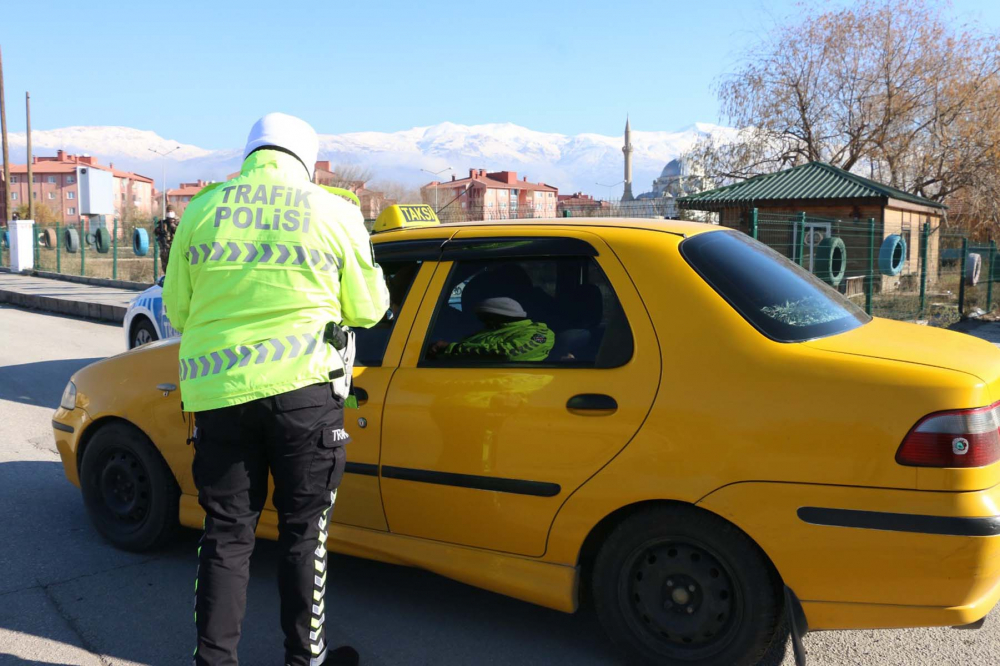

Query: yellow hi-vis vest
[162,149,389,412]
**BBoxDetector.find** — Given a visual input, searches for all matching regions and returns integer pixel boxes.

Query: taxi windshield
[680,230,870,342]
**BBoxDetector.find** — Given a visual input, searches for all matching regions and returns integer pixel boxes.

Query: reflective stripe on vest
[187,241,343,272]
[179,330,323,381]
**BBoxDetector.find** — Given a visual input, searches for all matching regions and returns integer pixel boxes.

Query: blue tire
[878,234,907,276]
[133,228,149,256]
[815,236,847,288]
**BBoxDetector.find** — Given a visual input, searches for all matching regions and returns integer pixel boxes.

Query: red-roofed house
[422,169,558,221]
[222,161,394,219]
[0,150,153,224]
[312,161,394,219]
[557,192,610,216]
[166,180,214,215]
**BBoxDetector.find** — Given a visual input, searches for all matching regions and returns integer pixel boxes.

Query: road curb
[31,270,151,292]
[0,284,127,323]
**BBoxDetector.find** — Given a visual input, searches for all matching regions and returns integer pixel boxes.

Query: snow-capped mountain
[6,121,734,197]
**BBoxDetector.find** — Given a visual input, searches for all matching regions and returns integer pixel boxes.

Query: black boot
[324,645,360,666]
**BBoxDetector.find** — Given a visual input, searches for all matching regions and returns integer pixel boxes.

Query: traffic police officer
[432,297,554,362]
[163,112,389,666]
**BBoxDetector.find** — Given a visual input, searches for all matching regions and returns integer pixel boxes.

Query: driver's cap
[474,297,527,318]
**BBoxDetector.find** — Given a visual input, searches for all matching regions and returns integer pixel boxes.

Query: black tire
[95,227,112,254]
[592,505,781,666]
[79,422,179,552]
[130,316,158,348]
[64,227,80,253]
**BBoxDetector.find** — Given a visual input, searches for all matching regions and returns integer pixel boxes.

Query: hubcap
[623,539,740,656]
[134,329,153,346]
[96,449,150,524]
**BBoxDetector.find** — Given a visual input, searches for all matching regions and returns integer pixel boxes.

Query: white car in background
[123,277,180,349]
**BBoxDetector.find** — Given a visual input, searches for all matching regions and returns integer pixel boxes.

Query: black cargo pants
[192,383,349,666]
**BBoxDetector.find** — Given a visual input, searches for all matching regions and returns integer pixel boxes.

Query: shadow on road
[4,459,729,665]
[0,358,104,408]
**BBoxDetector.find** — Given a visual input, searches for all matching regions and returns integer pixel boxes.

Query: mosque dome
[659,159,683,179]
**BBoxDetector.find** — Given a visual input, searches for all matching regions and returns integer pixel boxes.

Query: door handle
[353,387,369,407]
[566,394,618,416]
[157,383,177,396]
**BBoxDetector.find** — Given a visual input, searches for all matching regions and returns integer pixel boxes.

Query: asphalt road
[1,303,998,666]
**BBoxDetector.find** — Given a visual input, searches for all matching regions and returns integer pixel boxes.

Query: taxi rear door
[378,228,661,557]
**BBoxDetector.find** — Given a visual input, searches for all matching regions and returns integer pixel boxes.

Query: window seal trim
[440,236,598,260]
[373,238,446,262]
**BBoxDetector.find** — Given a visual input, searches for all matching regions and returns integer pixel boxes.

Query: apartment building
[0,150,153,224]
[422,169,558,221]
[165,179,214,216]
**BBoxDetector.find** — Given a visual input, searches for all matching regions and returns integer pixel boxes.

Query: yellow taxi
[53,206,1000,665]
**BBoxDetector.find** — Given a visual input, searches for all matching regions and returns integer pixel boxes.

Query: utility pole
[0,46,10,224]
[419,166,453,213]
[25,92,33,222]
[149,146,180,219]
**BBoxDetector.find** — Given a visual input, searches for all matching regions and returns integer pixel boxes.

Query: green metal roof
[677,161,946,210]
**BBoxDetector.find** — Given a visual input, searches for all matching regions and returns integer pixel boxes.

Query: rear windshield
[680,230,869,342]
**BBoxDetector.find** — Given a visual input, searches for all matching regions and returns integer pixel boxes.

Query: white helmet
[243,112,319,179]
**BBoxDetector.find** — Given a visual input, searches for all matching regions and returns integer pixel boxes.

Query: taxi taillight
[896,402,1000,468]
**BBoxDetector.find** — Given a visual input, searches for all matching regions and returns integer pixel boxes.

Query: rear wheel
[592,505,781,666]
[130,317,158,348]
[80,422,178,552]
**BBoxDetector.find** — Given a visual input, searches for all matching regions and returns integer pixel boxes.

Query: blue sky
[2,0,999,148]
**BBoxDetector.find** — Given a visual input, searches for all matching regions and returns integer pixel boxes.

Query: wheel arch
[76,416,175,486]
[575,499,785,607]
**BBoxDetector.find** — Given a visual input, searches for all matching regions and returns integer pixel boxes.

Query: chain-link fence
[8,205,990,326]
[428,202,985,327]
[23,218,162,284]
[0,226,9,269]
[749,211,986,326]
[952,238,997,320]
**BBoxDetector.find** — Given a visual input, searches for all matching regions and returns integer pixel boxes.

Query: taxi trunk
[805,317,1000,492]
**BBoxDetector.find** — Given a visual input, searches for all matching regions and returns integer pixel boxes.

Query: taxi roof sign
[374,204,440,233]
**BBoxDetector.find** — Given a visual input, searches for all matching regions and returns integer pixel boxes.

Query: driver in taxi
[429,297,554,362]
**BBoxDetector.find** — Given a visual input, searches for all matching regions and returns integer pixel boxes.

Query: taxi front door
[331,256,436,531]
[378,230,661,557]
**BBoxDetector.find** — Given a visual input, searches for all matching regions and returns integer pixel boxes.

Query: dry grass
[32,247,158,284]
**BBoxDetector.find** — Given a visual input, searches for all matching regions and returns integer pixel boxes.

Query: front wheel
[130,317,158,348]
[592,505,781,665]
[80,422,178,551]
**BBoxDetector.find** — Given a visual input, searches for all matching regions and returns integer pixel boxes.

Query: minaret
[622,115,634,202]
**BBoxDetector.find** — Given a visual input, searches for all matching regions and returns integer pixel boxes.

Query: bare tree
[693,0,1000,233]
[327,164,375,190]
[370,179,421,205]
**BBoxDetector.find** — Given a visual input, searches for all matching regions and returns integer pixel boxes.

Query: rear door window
[680,230,869,342]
